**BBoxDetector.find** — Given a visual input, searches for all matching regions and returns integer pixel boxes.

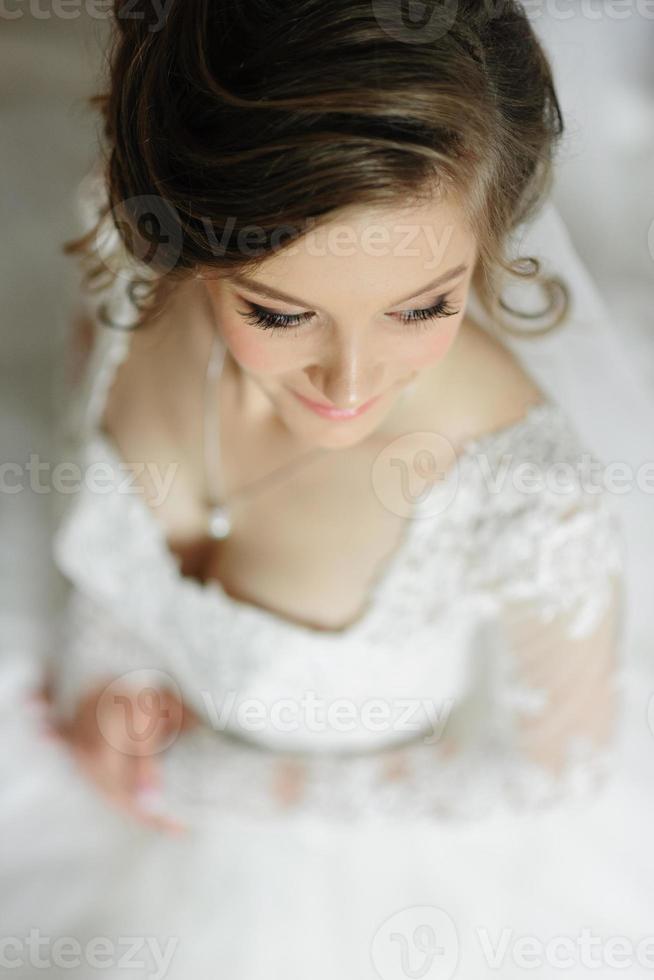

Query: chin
[312,426,373,451]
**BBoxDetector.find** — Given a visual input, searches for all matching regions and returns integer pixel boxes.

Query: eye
[393,297,460,328]
[237,295,461,334]
[238,303,313,332]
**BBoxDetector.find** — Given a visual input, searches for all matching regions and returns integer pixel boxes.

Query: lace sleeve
[466,435,629,815]
[159,595,627,829]
[158,468,628,828]
[48,585,176,726]
[158,573,624,827]
[475,569,626,814]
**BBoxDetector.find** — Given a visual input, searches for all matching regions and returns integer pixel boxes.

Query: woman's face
[201,193,478,450]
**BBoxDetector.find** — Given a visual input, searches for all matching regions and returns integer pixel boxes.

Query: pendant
[207,503,232,540]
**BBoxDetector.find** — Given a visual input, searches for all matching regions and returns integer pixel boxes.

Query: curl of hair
[63,0,570,338]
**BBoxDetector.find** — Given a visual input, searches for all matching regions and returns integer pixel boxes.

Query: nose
[304,339,385,409]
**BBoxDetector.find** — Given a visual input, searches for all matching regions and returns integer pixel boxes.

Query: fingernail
[135,784,166,816]
[136,774,155,793]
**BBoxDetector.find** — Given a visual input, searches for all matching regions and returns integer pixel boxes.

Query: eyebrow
[224,263,469,310]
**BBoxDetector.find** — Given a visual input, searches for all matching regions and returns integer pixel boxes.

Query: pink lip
[292,390,380,420]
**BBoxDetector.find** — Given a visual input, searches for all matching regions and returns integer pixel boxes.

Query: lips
[291,389,380,420]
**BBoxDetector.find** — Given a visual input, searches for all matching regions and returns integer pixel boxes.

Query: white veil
[467,201,654,659]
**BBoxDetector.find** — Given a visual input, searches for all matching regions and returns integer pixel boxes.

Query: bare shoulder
[100,280,205,452]
[459,314,545,407]
[411,314,547,446]
[99,323,166,452]
[98,297,210,539]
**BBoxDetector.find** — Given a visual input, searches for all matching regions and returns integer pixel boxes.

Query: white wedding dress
[1,171,652,980]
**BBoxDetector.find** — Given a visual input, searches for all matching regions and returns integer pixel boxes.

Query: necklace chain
[203,332,328,539]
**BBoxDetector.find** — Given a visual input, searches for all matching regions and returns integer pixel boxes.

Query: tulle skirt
[2,620,653,980]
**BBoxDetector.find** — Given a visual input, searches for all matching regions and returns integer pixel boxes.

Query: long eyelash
[240,305,312,332]
[397,297,460,327]
[238,297,460,333]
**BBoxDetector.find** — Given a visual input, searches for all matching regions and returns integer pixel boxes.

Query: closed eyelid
[394,274,468,311]
[236,284,462,318]
[391,288,459,314]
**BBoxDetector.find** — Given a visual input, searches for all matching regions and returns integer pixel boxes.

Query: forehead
[233,193,477,306]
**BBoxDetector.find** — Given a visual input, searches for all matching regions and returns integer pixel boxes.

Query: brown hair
[64,0,569,336]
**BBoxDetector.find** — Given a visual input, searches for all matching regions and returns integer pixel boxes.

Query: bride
[49,0,623,822]
[21,0,644,974]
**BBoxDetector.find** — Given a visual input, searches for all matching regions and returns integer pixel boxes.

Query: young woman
[25,0,633,974]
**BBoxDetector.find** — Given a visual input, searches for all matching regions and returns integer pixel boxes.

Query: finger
[131,778,187,834]
[108,772,188,836]
[69,698,161,798]
[67,725,187,836]
[96,692,157,763]
[61,718,138,796]
[74,742,127,800]
[99,745,171,830]
[158,690,189,741]
[71,744,181,833]
[126,796,188,836]
[134,752,162,796]
[180,702,201,732]
[116,687,175,759]
[273,758,306,808]
[58,687,187,836]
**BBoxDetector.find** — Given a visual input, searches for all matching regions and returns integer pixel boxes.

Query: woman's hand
[34,674,200,836]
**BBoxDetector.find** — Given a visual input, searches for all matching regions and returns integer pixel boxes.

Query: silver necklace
[203,332,328,540]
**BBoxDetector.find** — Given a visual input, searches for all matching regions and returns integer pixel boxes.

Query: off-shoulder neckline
[81,399,563,641]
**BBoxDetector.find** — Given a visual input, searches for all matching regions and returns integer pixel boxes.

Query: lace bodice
[48,169,628,825]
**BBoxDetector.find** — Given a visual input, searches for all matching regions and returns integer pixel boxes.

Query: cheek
[406,319,460,368]
[220,319,292,375]
[206,285,295,376]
